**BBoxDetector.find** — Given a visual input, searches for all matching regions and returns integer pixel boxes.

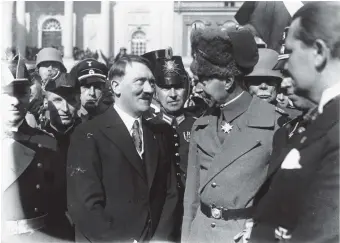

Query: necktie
[131,120,142,154]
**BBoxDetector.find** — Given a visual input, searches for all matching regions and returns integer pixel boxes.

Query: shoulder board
[275,106,289,116]
[29,133,57,151]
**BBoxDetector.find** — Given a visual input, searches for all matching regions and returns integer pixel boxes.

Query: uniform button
[176,173,180,176]
[36,184,41,189]
[172,126,176,129]
[177,183,181,188]
[37,163,43,168]
[298,127,306,133]
[211,222,216,228]
[300,136,307,144]
[38,144,42,148]
[34,208,39,212]
[176,162,180,166]
[175,143,179,147]
[211,182,217,188]
[175,153,179,157]
[174,134,178,138]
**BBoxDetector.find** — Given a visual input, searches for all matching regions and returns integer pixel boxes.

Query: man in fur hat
[182,26,286,242]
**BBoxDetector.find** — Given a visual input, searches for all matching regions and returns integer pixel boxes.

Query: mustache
[141,93,152,100]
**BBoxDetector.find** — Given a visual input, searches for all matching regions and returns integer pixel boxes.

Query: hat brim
[246,68,282,80]
[78,74,106,82]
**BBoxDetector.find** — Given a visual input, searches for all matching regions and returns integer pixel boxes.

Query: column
[1,1,14,60]
[16,0,26,57]
[98,0,110,61]
[63,0,74,60]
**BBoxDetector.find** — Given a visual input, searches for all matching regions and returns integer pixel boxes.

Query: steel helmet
[36,47,67,72]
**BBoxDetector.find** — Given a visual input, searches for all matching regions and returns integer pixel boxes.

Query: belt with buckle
[201,203,253,220]
[4,213,48,235]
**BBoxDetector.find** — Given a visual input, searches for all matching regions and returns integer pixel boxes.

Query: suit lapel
[100,108,147,183]
[143,121,159,188]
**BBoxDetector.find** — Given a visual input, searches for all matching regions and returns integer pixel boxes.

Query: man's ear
[111,80,121,96]
[224,76,235,91]
[313,39,328,70]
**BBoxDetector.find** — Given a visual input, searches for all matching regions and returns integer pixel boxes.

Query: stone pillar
[64,1,74,60]
[16,0,26,57]
[97,0,110,62]
[1,1,14,60]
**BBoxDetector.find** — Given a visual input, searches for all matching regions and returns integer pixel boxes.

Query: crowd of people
[1,2,339,243]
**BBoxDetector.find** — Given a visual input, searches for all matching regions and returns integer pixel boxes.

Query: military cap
[1,55,30,88]
[44,72,80,93]
[142,49,168,71]
[36,47,67,72]
[190,26,259,79]
[273,27,290,70]
[245,49,282,80]
[70,58,108,84]
[143,47,189,88]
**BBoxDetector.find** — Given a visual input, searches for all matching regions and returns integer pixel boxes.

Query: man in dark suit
[67,55,178,242]
[249,2,340,242]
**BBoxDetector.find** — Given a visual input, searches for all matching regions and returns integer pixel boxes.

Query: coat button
[38,144,42,148]
[37,163,43,168]
[174,134,178,138]
[175,143,179,147]
[34,208,39,212]
[211,182,217,188]
[175,153,179,157]
[176,173,180,176]
[211,222,216,228]
[298,127,306,134]
[36,184,41,189]
[176,162,180,166]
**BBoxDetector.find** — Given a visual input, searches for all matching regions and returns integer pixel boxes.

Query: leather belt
[4,213,48,235]
[201,203,253,220]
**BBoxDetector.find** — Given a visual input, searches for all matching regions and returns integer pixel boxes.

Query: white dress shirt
[318,82,340,114]
[114,104,144,158]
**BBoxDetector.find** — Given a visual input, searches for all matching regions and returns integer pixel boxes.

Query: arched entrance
[41,18,62,48]
[131,30,147,56]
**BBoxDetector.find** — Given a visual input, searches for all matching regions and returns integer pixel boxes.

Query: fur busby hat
[190,26,259,79]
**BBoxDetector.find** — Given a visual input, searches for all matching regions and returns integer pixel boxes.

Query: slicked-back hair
[292,2,340,59]
[108,55,152,82]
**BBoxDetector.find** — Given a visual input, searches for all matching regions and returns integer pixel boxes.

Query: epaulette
[275,106,289,116]
[29,132,57,151]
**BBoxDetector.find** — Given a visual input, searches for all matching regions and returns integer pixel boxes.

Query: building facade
[1,1,242,70]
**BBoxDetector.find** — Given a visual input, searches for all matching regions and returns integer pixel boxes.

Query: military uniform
[1,56,64,242]
[70,58,111,122]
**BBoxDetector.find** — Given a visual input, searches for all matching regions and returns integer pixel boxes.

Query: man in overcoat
[1,56,63,242]
[249,2,340,242]
[67,55,178,242]
[181,26,286,242]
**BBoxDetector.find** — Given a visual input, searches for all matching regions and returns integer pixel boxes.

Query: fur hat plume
[190,26,259,79]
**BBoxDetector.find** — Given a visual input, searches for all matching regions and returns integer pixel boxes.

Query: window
[42,18,62,48]
[131,31,146,56]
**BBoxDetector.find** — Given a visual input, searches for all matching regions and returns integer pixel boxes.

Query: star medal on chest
[221,121,233,134]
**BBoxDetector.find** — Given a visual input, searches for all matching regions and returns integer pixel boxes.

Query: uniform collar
[221,91,252,123]
[318,82,340,114]
[161,112,185,126]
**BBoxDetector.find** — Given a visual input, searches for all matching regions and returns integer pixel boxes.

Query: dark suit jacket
[67,107,178,242]
[250,98,340,243]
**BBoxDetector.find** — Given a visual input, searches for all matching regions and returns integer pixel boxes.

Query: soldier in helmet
[35,47,67,88]
[142,48,196,241]
[1,56,62,242]
[70,58,110,122]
